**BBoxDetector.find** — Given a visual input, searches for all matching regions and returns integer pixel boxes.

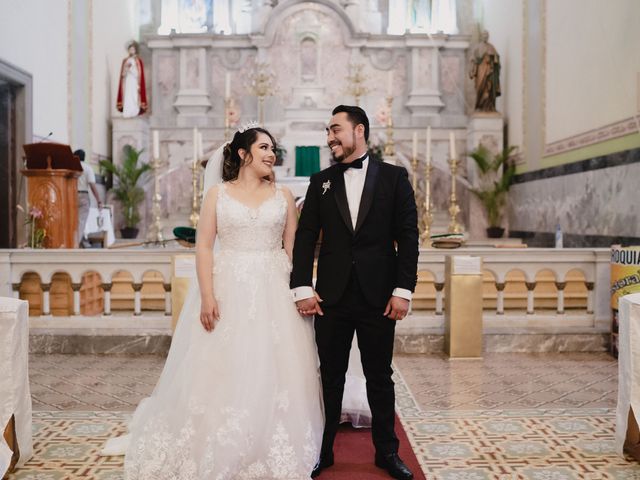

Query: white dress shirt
[292,155,413,303]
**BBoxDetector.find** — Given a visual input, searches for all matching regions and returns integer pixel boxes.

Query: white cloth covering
[83,207,116,246]
[616,293,640,456]
[0,297,33,476]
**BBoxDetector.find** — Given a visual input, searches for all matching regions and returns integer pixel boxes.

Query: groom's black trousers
[314,272,399,456]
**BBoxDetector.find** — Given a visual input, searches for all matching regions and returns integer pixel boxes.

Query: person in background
[74,149,102,247]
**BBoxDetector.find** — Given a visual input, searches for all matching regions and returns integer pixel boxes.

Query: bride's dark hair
[222,127,277,182]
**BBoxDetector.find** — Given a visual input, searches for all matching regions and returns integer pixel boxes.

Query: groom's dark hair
[332,105,369,142]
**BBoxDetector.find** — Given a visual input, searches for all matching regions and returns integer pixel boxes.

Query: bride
[103,125,324,479]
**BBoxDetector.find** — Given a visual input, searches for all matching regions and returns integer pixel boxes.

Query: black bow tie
[338,155,367,172]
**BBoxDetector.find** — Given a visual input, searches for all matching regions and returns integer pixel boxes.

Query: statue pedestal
[112,117,150,166]
[466,114,503,159]
[466,114,505,240]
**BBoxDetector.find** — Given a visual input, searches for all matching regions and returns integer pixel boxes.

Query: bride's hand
[200,296,220,332]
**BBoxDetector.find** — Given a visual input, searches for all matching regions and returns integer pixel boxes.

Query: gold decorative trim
[541,0,547,149]
[521,0,527,157]
[88,0,93,158]
[67,0,73,144]
[544,116,640,156]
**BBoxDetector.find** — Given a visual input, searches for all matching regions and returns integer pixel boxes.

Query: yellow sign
[611,246,640,309]
[610,245,640,356]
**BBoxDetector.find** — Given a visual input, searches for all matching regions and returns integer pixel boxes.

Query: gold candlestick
[411,154,418,193]
[383,96,395,160]
[189,156,200,228]
[345,63,370,106]
[248,62,276,127]
[447,156,462,234]
[148,155,164,243]
[421,162,434,247]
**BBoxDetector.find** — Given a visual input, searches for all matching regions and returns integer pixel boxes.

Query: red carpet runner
[316,416,426,480]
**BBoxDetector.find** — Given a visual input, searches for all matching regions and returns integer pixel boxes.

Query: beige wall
[472,0,524,149]
[0,0,69,142]
[0,0,137,156]
[545,0,640,144]
[92,0,139,157]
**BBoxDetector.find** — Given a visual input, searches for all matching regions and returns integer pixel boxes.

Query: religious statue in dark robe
[117,41,148,117]
[469,30,501,113]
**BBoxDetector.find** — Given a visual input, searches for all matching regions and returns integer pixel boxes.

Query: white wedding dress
[103,184,323,479]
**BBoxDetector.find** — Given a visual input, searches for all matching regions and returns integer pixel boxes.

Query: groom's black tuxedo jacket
[291,157,419,309]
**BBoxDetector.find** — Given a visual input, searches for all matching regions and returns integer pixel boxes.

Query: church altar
[109,0,502,240]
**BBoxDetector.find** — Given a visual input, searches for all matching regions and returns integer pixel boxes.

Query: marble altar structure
[112,0,504,239]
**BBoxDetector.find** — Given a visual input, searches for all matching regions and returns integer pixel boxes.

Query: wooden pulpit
[21,143,82,248]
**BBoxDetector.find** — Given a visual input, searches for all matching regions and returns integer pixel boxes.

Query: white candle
[152,130,160,159]
[193,127,198,163]
[387,71,393,96]
[225,72,231,99]
[412,131,418,159]
[198,132,203,158]
[449,131,456,159]
[426,126,431,167]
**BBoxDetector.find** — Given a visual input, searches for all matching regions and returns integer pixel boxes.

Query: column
[71,283,82,316]
[495,282,505,315]
[434,282,445,315]
[132,283,143,316]
[525,282,536,315]
[163,283,172,316]
[555,282,566,314]
[585,282,594,314]
[41,283,51,316]
[173,47,212,126]
[102,283,112,316]
[405,46,445,121]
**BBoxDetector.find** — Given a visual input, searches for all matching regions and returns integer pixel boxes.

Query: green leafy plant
[99,145,151,228]
[469,145,517,227]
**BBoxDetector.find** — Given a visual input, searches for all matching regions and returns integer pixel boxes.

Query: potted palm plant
[468,144,517,238]
[99,145,151,239]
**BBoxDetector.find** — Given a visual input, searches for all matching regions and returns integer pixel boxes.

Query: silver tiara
[238,120,260,134]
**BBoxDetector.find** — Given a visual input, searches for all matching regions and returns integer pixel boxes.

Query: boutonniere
[322,180,331,195]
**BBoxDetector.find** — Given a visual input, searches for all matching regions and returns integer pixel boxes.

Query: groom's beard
[330,133,357,162]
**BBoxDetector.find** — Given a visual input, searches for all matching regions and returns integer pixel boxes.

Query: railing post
[525,282,536,314]
[434,282,444,315]
[163,283,172,316]
[101,283,112,316]
[132,283,143,316]
[585,281,594,314]
[495,282,505,314]
[71,283,82,316]
[555,282,566,314]
[41,283,51,316]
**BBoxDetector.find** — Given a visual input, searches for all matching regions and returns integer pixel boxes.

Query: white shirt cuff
[392,288,413,301]
[292,286,315,302]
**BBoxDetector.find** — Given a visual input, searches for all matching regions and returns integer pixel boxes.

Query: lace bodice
[215,183,287,253]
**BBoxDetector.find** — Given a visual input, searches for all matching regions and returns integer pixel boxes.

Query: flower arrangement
[17,204,47,248]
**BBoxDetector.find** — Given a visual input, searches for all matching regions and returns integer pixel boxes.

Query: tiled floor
[28,352,618,412]
[394,352,618,411]
[12,352,640,480]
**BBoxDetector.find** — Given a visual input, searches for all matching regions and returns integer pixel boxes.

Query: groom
[291,105,418,479]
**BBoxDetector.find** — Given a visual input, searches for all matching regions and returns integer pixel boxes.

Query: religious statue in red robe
[116,41,148,117]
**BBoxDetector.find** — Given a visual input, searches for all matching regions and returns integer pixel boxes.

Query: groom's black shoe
[375,453,413,480]
[311,454,334,478]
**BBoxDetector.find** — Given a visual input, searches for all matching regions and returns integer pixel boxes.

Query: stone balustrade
[0,248,612,352]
